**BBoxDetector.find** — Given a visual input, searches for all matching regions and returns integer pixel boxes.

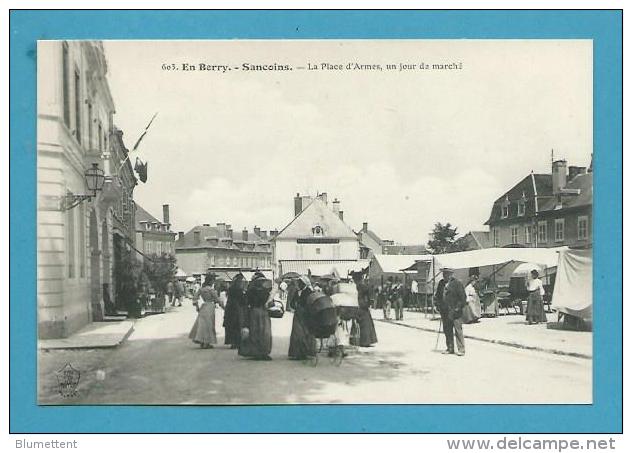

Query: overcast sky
[103,40,592,244]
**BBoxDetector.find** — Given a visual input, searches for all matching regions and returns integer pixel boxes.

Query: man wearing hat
[437,268,467,356]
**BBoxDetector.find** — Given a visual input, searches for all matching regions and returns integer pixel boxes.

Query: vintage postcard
[36,39,593,405]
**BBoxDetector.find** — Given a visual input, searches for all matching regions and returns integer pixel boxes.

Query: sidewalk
[38,320,135,350]
[372,309,592,359]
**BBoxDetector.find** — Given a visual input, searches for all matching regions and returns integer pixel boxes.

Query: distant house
[135,204,176,258]
[175,223,273,278]
[458,231,492,251]
[484,159,592,249]
[271,193,361,277]
[357,222,384,259]
[382,244,429,255]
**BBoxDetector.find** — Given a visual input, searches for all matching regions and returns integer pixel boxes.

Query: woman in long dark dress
[352,272,378,347]
[288,276,317,359]
[224,274,246,349]
[238,272,273,360]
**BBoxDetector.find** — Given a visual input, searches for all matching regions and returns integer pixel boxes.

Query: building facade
[135,204,177,258]
[272,193,360,277]
[175,223,272,277]
[485,159,592,249]
[37,41,130,338]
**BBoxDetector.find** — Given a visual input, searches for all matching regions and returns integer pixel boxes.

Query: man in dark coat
[352,272,378,347]
[435,268,467,356]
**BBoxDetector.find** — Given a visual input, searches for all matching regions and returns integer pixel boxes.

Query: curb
[376,318,592,360]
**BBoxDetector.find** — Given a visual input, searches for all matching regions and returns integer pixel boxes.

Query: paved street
[39,298,591,405]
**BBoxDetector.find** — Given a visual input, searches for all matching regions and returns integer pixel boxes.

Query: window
[511,226,519,244]
[315,247,321,255]
[518,200,526,217]
[555,219,565,242]
[62,42,70,127]
[501,205,509,218]
[538,221,548,243]
[578,216,589,240]
[74,69,82,144]
[525,225,532,244]
[66,204,75,278]
[493,228,499,247]
[78,205,86,278]
[145,223,150,231]
[210,255,216,266]
[312,225,324,237]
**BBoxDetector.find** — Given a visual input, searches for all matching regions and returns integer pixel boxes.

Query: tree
[115,246,144,318]
[143,253,177,296]
[427,222,468,254]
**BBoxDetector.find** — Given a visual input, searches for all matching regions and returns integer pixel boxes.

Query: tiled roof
[176,224,268,250]
[275,198,358,240]
[485,174,552,224]
[539,172,593,212]
[468,231,492,249]
[135,204,164,230]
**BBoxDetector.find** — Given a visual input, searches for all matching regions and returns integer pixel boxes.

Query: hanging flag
[132,112,158,152]
[134,157,148,183]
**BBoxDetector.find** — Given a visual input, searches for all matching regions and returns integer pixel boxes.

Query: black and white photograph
[36,39,593,405]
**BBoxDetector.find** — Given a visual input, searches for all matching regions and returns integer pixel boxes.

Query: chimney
[226,225,233,239]
[178,231,184,241]
[338,211,344,221]
[294,193,302,216]
[552,159,568,195]
[318,192,328,204]
[162,204,170,224]
[217,222,226,236]
[332,198,341,213]
[254,226,261,237]
[270,229,278,238]
[568,165,587,181]
[260,230,268,240]
[242,228,249,241]
[193,231,201,244]
[362,222,368,232]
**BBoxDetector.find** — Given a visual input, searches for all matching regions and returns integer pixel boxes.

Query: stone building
[175,223,273,278]
[485,158,592,249]
[37,41,133,338]
[272,193,361,277]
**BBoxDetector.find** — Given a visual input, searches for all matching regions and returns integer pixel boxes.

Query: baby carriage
[304,291,342,366]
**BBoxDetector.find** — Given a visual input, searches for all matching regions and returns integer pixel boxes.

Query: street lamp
[62,163,105,210]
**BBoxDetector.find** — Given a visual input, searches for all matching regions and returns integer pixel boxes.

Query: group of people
[188,270,378,361]
[433,267,549,356]
[375,277,406,321]
[165,279,186,307]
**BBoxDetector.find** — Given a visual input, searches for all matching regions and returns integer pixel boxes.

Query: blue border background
[9,10,622,433]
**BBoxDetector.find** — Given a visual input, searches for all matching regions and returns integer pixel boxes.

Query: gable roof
[466,231,492,249]
[274,198,358,240]
[358,228,383,247]
[135,204,164,230]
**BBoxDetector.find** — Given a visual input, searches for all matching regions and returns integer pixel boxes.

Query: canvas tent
[401,247,566,289]
[551,248,592,322]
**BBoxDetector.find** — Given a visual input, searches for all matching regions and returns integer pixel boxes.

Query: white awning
[401,247,567,281]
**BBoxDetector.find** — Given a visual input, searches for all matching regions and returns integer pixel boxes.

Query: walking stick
[434,317,443,351]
